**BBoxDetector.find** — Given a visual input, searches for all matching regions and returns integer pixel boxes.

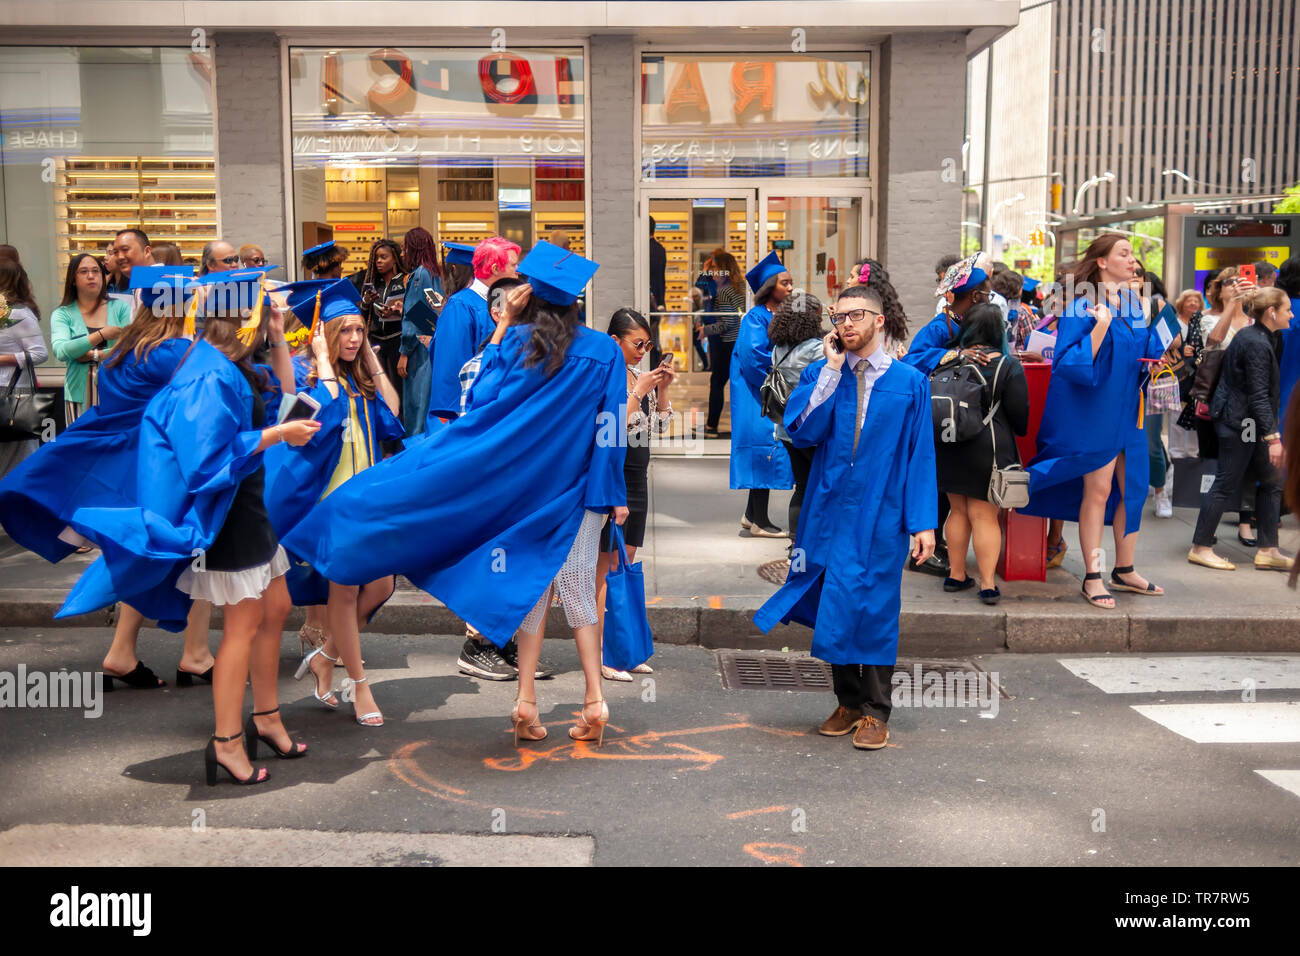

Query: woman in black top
[1189,288,1294,573]
[361,239,408,389]
[595,308,674,680]
[935,304,1030,605]
[700,251,744,436]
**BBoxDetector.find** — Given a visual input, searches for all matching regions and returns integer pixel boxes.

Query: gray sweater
[770,336,825,441]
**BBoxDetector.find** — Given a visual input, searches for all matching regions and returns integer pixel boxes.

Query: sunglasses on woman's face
[218,255,240,266]
[246,257,266,266]
[627,339,651,351]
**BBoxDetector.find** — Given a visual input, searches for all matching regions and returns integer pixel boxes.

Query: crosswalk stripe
[1058,656,1300,694]
[1255,770,1300,800]
[1130,702,1300,743]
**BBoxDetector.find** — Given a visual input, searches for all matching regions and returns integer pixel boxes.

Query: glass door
[756,187,872,304]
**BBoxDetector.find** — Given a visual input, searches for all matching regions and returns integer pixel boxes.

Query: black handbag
[760,346,795,424]
[0,351,56,442]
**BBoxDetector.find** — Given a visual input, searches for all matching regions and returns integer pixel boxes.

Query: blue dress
[428,284,492,423]
[263,376,405,606]
[753,359,937,665]
[400,265,443,436]
[58,341,272,631]
[1278,297,1300,429]
[728,305,794,490]
[901,312,960,375]
[284,324,626,648]
[1021,293,1166,531]
[0,338,190,564]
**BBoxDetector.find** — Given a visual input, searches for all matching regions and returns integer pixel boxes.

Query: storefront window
[0,46,216,323]
[640,53,870,180]
[289,47,585,271]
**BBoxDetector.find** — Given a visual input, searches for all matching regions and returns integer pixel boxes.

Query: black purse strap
[4,349,36,399]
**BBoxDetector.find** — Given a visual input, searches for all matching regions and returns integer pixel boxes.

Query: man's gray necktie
[852,359,868,458]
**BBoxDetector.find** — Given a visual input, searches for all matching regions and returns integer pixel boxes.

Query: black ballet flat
[1237,530,1258,547]
[204,732,270,786]
[102,660,166,692]
[175,665,214,687]
[978,587,1002,606]
[244,708,308,760]
[943,576,975,592]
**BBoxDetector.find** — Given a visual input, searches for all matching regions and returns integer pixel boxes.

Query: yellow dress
[322,389,374,499]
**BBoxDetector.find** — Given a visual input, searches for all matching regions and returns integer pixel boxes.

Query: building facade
[1,1,1020,362]
[967,0,1300,281]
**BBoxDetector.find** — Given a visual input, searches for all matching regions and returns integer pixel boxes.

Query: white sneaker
[1155,488,1173,518]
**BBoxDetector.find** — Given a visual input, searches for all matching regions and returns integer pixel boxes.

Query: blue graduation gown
[284,324,627,647]
[428,285,492,422]
[728,305,794,490]
[264,379,405,606]
[57,341,269,631]
[1279,297,1300,429]
[1021,293,1165,530]
[0,338,190,564]
[901,312,959,375]
[753,359,937,665]
[401,266,441,436]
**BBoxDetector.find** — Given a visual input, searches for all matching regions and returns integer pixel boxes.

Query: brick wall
[879,32,968,339]
[213,33,286,269]
[588,35,636,330]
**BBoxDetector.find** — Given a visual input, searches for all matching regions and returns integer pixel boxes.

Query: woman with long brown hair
[50,253,131,424]
[360,239,408,392]
[1021,234,1171,609]
[270,279,404,727]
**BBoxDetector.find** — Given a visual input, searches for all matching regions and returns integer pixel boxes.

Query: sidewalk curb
[5,591,1299,654]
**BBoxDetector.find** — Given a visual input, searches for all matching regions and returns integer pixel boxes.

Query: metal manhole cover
[717,651,1010,698]
[757,559,790,585]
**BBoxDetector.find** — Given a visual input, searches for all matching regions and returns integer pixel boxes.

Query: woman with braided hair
[846,258,909,355]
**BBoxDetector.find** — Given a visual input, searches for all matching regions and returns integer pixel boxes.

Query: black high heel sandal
[102,660,166,692]
[204,731,270,786]
[175,665,214,687]
[244,708,308,759]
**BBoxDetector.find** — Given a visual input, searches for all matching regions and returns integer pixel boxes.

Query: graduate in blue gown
[754,282,938,750]
[262,278,405,724]
[1020,234,1169,607]
[427,238,520,424]
[285,242,627,746]
[0,266,217,689]
[1277,273,1300,428]
[728,251,795,536]
[61,267,320,784]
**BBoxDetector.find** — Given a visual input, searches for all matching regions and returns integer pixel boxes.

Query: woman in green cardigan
[51,253,130,423]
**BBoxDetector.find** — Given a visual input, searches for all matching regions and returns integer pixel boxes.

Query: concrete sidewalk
[2,453,1298,654]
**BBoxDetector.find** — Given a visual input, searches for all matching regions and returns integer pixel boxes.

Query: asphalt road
[1,626,1298,867]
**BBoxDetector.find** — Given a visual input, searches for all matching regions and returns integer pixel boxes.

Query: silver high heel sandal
[345,675,383,727]
[294,645,340,710]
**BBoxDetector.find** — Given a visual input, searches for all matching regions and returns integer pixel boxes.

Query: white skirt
[177,545,290,606]
[521,509,603,632]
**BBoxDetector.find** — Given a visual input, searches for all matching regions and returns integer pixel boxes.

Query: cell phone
[660,352,674,366]
[277,391,321,424]
[830,332,844,353]
[425,289,444,309]
[1239,264,1256,285]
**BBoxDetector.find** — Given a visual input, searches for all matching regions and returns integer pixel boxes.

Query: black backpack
[930,355,999,443]
[760,346,796,424]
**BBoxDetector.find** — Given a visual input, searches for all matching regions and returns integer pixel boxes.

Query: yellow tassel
[235,280,266,347]
[182,288,201,338]
[1137,387,1144,430]
[309,290,322,337]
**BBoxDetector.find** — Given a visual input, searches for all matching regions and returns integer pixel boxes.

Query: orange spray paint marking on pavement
[389,741,564,819]
[726,806,789,820]
[743,842,806,866]
[708,595,722,609]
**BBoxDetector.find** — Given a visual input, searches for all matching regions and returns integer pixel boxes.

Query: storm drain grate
[717,651,1009,698]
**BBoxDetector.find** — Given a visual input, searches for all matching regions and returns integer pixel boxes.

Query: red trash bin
[997,361,1052,582]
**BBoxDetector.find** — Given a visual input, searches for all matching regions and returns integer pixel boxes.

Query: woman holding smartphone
[265,279,405,727]
[361,239,408,396]
[595,308,674,681]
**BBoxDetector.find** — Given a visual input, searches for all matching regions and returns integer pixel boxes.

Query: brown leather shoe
[818,705,864,736]
[852,715,889,750]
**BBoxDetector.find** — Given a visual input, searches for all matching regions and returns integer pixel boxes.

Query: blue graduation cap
[282,278,363,334]
[128,264,196,311]
[1021,276,1041,293]
[191,267,275,341]
[444,242,476,268]
[952,267,988,295]
[518,240,599,306]
[746,251,787,294]
[303,240,336,258]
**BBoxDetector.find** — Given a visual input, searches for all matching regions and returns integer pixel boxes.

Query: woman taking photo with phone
[1022,234,1170,609]
[266,279,404,727]
[59,268,321,785]
[595,307,673,682]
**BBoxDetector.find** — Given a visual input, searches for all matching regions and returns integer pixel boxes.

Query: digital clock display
[1195,219,1291,238]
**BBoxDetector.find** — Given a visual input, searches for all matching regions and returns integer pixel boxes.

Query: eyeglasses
[970,290,992,303]
[245,257,265,266]
[831,308,882,326]
[218,255,240,266]
[628,338,651,351]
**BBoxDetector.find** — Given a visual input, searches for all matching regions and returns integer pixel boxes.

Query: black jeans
[1193,423,1282,548]
[707,337,733,430]
[781,439,816,542]
[832,664,894,723]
